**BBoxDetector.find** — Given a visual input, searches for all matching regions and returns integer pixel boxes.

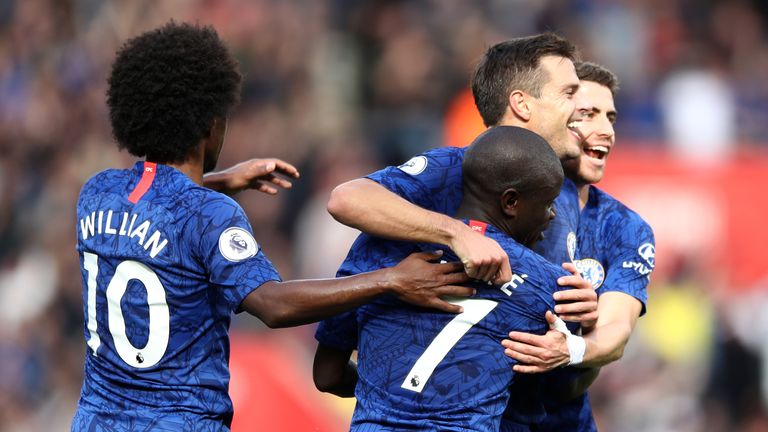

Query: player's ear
[501,188,520,218]
[203,117,228,153]
[508,90,532,122]
[202,117,228,173]
[209,117,227,139]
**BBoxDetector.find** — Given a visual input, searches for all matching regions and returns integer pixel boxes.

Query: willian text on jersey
[72,162,281,431]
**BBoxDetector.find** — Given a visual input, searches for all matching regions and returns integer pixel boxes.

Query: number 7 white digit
[401,298,498,393]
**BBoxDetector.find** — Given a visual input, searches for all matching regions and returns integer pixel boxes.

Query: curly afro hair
[107,21,242,164]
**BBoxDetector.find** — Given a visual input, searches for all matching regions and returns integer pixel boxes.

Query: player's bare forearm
[240,251,473,328]
[313,345,357,397]
[503,292,640,373]
[327,179,512,283]
[577,292,642,368]
[506,297,637,399]
[541,303,636,401]
[203,158,299,196]
[328,179,459,244]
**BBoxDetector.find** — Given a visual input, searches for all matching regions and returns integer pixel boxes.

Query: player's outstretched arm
[328,178,512,284]
[239,251,473,328]
[203,158,300,196]
[313,344,357,397]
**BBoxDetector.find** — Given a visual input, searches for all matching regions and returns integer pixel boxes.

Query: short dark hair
[462,126,563,203]
[471,33,577,127]
[575,61,619,96]
[107,21,242,164]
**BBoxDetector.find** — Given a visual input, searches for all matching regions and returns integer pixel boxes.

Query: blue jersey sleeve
[365,147,466,215]
[315,310,358,351]
[597,214,654,315]
[196,196,281,313]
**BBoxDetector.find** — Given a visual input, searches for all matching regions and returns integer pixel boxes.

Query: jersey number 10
[83,252,170,369]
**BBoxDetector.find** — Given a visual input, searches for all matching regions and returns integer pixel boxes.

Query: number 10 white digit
[83,252,170,369]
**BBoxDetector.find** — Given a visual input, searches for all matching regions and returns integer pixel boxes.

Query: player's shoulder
[589,186,653,234]
[491,230,569,283]
[339,233,419,277]
[184,185,249,225]
[396,146,467,173]
[554,178,581,219]
[78,168,132,212]
[420,145,468,158]
[80,168,126,195]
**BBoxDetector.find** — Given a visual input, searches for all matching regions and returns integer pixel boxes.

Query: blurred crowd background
[1,0,768,431]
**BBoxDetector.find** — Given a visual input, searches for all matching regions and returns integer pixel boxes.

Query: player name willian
[79,210,168,258]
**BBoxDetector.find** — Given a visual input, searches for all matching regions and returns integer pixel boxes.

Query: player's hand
[449,224,512,285]
[204,158,300,196]
[389,250,473,313]
[554,263,598,331]
[502,311,570,373]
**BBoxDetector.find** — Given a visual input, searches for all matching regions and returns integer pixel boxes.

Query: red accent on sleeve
[128,162,157,204]
[468,220,488,236]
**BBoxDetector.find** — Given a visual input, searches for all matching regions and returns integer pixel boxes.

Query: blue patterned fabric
[532,178,581,266]
[536,185,654,432]
[73,161,281,431]
[316,222,571,431]
[578,186,654,312]
[362,149,655,430]
[366,147,581,266]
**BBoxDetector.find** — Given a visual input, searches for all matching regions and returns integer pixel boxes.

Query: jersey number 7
[401,298,498,393]
[83,252,170,369]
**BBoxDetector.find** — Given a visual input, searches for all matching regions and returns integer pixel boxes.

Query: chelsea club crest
[574,258,606,289]
[567,232,604,289]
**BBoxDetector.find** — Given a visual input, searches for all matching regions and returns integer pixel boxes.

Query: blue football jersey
[71,161,281,431]
[576,186,654,311]
[532,177,581,267]
[535,185,655,432]
[367,147,581,267]
[316,221,571,431]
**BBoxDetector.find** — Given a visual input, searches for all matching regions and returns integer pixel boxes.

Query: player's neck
[456,201,488,224]
[165,144,206,185]
[577,183,589,209]
[166,161,203,185]
[455,200,509,236]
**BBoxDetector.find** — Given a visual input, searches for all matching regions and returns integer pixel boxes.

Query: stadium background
[1,0,767,430]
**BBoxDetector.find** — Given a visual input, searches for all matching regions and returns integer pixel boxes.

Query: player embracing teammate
[71,21,651,432]
[318,35,654,431]
[71,21,473,432]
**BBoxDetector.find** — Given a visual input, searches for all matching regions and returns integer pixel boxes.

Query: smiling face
[526,55,585,162]
[563,80,616,185]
